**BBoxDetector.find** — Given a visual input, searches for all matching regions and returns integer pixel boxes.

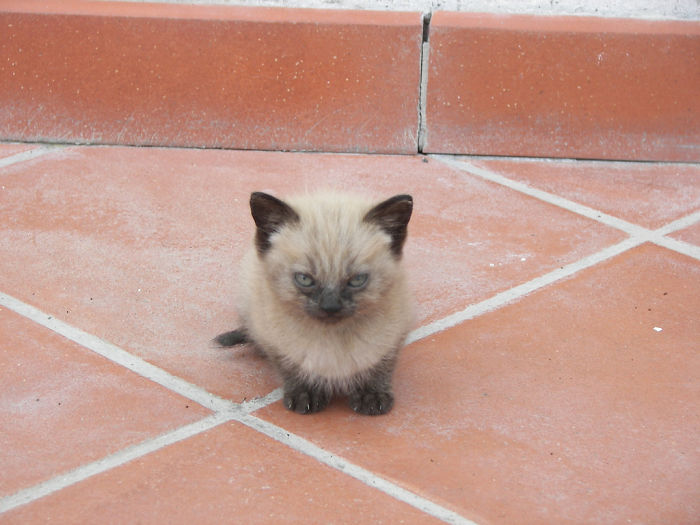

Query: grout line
[2,149,696,521]
[432,155,649,236]
[432,154,700,262]
[447,154,700,168]
[0,413,232,514]
[641,208,700,261]
[411,154,700,342]
[653,209,700,236]
[237,414,477,525]
[0,286,475,523]
[417,11,431,153]
[649,235,700,261]
[239,387,283,412]
[407,236,642,344]
[0,291,287,515]
[0,145,62,169]
[0,292,235,414]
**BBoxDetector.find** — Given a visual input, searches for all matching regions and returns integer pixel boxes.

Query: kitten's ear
[364,194,413,257]
[250,192,299,254]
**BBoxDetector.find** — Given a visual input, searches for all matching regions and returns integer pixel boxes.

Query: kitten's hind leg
[349,353,397,416]
[213,328,249,347]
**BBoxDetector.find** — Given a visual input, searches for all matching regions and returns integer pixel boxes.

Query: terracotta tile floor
[1,143,698,524]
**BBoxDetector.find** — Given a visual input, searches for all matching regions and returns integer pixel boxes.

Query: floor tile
[0,146,623,401]
[0,307,210,497]
[469,157,700,229]
[2,421,443,524]
[257,244,700,524]
[0,143,36,160]
[1,1,421,153]
[671,221,700,246]
[424,12,700,161]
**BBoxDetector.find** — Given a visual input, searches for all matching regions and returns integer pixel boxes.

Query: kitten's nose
[319,289,343,314]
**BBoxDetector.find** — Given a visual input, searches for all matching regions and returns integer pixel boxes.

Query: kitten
[215,191,414,415]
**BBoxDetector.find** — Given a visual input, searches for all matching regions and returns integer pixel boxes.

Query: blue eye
[294,272,315,287]
[347,273,369,288]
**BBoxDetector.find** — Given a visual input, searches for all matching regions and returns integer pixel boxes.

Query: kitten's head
[249,191,412,324]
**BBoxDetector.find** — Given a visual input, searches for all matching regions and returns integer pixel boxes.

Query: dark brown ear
[249,192,299,254]
[363,194,413,257]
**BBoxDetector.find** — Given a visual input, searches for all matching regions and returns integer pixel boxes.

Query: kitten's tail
[213,329,250,347]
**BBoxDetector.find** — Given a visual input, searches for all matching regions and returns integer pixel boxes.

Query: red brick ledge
[1,1,698,160]
[0,0,423,153]
[424,12,700,161]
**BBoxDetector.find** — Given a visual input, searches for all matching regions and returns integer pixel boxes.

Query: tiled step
[1,1,699,160]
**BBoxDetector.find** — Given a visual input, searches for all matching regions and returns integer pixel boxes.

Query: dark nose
[319,289,343,314]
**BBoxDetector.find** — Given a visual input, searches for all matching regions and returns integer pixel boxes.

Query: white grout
[240,387,283,412]
[649,235,700,261]
[0,292,235,414]
[653,209,700,236]
[432,155,649,236]
[432,155,700,261]
[404,155,700,343]
[1,148,698,523]
[0,413,231,514]
[0,145,61,169]
[238,414,478,525]
[407,236,643,344]
[0,289,475,523]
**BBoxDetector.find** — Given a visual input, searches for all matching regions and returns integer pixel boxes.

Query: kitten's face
[249,192,412,324]
[289,269,370,323]
[274,224,394,323]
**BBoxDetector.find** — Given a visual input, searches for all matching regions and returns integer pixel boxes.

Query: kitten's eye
[347,273,369,288]
[294,272,315,288]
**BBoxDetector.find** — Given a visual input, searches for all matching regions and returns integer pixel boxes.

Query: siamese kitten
[215,191,413,415]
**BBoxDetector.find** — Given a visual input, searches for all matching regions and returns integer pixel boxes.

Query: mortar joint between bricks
[417,11,432,153]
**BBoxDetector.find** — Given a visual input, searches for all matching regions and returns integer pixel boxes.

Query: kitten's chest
[262,317,397,381]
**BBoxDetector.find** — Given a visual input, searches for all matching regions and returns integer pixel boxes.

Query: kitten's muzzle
[306,288,352,324]
[319,289,343,315]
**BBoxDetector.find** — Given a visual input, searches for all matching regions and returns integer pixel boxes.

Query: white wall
[108,0,700,20]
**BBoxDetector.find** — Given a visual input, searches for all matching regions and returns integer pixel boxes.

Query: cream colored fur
[236,192,413,392]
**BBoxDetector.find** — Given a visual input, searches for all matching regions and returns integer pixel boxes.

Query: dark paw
[349,390,394,415]
[283,388,330,414]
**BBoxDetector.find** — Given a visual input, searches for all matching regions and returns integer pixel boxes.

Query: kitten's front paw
[349,390,394,415]
[283,388,330,414]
